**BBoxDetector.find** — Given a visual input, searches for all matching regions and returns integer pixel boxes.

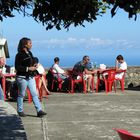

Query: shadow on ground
[0,102,27,140]
[126,85,140,91]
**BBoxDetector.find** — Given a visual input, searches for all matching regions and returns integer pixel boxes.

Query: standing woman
[15,37,46,117]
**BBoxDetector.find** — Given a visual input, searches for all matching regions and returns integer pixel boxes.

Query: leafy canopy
[0,0,139,30]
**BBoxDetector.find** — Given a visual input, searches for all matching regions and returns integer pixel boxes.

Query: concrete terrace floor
[9,89,140,140]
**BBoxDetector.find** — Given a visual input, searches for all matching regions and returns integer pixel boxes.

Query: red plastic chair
[70,75,86,93]
[26,88,32,103]
[18,89,32,104]
[49,68,64,91]
[96,69,116,93]
[68,69,94,94]
[115,70,126,92]
[26,75,46,103]
[114,128,140,140]
[67,69,94,93]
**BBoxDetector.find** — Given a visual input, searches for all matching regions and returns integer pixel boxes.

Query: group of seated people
[0,54,127,100]
[47,55,97,92]
[47,54,127,93]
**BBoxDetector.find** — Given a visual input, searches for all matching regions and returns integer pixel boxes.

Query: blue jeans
[16,76,42,112]
[0,85,4,100]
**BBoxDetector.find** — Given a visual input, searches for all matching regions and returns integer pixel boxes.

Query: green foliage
[104,0,140,20]
[0,0,139,30]
[32,0,103,30]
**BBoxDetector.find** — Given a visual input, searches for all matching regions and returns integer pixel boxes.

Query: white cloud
[33,37,137,50]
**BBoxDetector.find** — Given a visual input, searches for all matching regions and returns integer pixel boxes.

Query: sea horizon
[7,54,140,68]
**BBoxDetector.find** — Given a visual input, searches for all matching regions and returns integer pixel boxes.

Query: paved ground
[0,101,27,140]
[6,89,140,140]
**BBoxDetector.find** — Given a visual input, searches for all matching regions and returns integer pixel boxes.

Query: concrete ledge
[0,101,27,140]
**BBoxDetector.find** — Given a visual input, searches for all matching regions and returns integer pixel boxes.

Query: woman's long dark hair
[17,37,31,52]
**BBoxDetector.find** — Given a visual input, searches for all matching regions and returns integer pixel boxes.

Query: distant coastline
[7,55,140,68]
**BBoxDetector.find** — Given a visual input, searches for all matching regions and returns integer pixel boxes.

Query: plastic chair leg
[96,78,100,93]
[71,81,74,93]
[91,77,94,92]
[105,80,108,93]
[120,80,124,91]
[83,80,86,94]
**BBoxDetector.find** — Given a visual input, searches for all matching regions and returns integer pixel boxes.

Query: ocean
[33,54,140,68]
[7,53,140,68]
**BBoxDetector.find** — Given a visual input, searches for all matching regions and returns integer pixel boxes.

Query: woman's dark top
[15,50,35,78]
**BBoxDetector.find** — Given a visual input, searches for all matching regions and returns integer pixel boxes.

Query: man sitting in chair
[0,57,16,100]
[52,57,68,80]
[73,55,97,93]
[52,57,69,91]
[115,55,127,79]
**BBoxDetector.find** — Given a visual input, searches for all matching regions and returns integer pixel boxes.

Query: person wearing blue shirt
[73,55,97,92]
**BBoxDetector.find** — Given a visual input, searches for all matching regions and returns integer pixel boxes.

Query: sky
[0,8,140,68]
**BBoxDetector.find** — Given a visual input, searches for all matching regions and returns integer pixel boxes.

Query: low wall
[46,66,140,88]
[124,66,140,88]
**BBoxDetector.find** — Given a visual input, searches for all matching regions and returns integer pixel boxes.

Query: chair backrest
[35,75,41,88]
[114,128,140,140]
[101,69,116,93]
[69,69,84,81]
[49,68,56,76]
[47,68,64,91]
[107,69,116,81]
[48,68,62,81]
[103,69,116,82]
[68,69,86,93]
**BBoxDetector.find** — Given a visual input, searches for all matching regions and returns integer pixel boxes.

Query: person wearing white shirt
[52,57,68,80]
[51,57,69,92]
[115,55,127,79]
[0,57,12,100]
